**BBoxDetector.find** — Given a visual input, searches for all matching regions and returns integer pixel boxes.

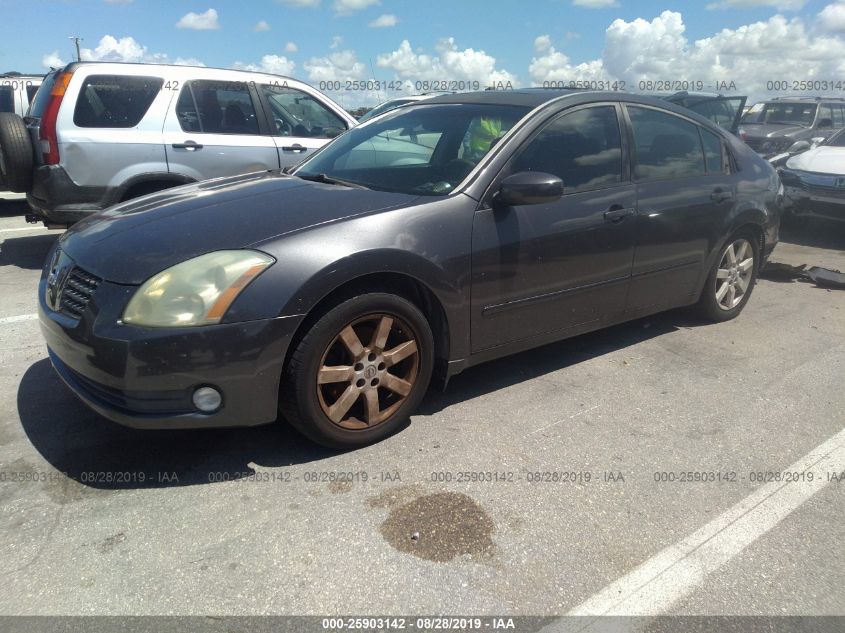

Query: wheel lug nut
[356,379,366,388]
[354,362,364,371]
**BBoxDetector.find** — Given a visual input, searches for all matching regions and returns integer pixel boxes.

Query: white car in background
[779,128,845,223]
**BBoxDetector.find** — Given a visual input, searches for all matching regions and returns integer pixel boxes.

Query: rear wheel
[280,293,434,448]
[0,113,34,193]
[695,231,759,322]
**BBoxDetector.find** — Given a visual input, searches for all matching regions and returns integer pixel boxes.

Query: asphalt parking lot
[0,192,843,619]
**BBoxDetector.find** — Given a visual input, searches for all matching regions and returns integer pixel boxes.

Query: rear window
[27,72,58,118]
[0,86,13,113]
[26,84,39,104]
[73,74,163,128]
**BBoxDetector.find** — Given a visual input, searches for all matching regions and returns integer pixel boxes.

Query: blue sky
[2,0,845,106]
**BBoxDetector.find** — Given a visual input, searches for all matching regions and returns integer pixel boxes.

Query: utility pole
[69,36,82,61]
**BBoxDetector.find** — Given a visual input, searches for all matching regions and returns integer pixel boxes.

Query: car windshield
[740,102,817,126]
[294,103,530,196]
[825,128,845,147]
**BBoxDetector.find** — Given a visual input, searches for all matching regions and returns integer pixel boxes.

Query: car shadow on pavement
[780,217,845,251]
[0,195,30,218]
[17,359,338,491]
[0,233,60,270]
[18,311,695,491]
[418,312,687,417]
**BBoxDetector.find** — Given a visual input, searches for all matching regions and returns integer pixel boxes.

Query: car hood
[786,146,845,174]
[59,171,418,285]
[742,123,807,139]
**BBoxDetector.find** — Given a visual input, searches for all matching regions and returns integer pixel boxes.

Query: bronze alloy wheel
[316,313,420,430]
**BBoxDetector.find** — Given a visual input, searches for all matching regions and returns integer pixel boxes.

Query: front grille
[60,267,101,319]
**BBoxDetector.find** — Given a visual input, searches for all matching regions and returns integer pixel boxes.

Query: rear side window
[175,80,260,135]
[628,106,705,180]
[0,86,13,113]
[512,105,623,191]
[73,75,162,128]
[700,129,725,174]
[27,72,58,118]
[260,85,346,138]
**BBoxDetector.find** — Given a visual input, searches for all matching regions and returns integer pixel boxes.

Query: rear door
[685,96,747,134]
[164,79,279,181]
[256,83,350,167]
[624,104,737,312]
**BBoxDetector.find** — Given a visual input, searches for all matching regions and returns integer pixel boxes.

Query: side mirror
[817,118,833,129]
[787,140,811,154]
[494,171,563,207]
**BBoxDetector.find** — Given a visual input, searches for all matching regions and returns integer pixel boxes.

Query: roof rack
[770,96,845,102]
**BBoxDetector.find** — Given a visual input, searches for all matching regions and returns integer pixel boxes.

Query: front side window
[833,105,845,127]
[175,80,260,135]
[73,75,162,128]
[511,105,623,191]
[818,105,834,128]
[261,85,346,138]
[296,103,528,196]
[628,106,706,180]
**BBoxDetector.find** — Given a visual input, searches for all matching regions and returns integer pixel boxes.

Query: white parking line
[0,313,38,324]
[547,426,845,631]
[0,226,48,233]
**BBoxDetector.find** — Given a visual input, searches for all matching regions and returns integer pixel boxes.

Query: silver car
[4,62,356,225]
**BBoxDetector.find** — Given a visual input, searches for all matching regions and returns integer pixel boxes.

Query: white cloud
[527,10,845,102]
[104,0,134,4]
[534,34,552,53]
[377,38,518,88]
[573,0,619,8]
[817,1,845,32]
[254,20,271,32]
[285,41,299,53]
[276,0,320,5]
[41,35,205,68]
[369,13,398,28]
[706,0,807,9]
[233,54,296,76]
[42,51,67,69]
[304,49,366,82]
[176,8,220,30]
[333,0,379,15]
[330,35,343,49]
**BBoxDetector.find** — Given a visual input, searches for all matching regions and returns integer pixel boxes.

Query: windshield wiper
[297,173,370,189]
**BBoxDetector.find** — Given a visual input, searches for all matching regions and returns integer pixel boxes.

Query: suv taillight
[39,71,72,165]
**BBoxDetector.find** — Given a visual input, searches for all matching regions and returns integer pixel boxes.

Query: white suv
[0,62,355,225]
[0,72,43,116]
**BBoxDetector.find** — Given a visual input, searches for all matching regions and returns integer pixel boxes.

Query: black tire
[695,229,760,322]
[0,113,34,193]
[280,293,434,449]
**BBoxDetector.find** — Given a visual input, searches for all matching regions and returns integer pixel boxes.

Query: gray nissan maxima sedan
[39,90,781,448]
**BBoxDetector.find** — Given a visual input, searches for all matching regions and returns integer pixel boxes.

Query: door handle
[711,188,733,203]
[603,206,635,223]
[171,141,203,150]
[281,144,307,153]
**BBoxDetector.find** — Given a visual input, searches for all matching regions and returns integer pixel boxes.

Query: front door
[470,104,636,353]
[164,79,279,182]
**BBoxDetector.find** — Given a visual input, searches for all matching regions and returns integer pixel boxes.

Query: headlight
[122,250,274,327]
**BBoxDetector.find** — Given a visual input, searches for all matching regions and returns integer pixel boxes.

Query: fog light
[192,386,222,413]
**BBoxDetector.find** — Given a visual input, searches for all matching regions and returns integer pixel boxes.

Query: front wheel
[280,293,434,448]
[695,231,760,322]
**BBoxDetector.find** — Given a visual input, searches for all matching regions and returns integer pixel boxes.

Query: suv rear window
[73,75,163,128]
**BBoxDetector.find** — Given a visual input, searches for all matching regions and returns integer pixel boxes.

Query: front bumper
[780,169,845,222]
[38,274,302,430]
[27,165,110,225]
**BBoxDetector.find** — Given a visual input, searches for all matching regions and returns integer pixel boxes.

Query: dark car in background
[739,97,845,158]
[39,90,781,448]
